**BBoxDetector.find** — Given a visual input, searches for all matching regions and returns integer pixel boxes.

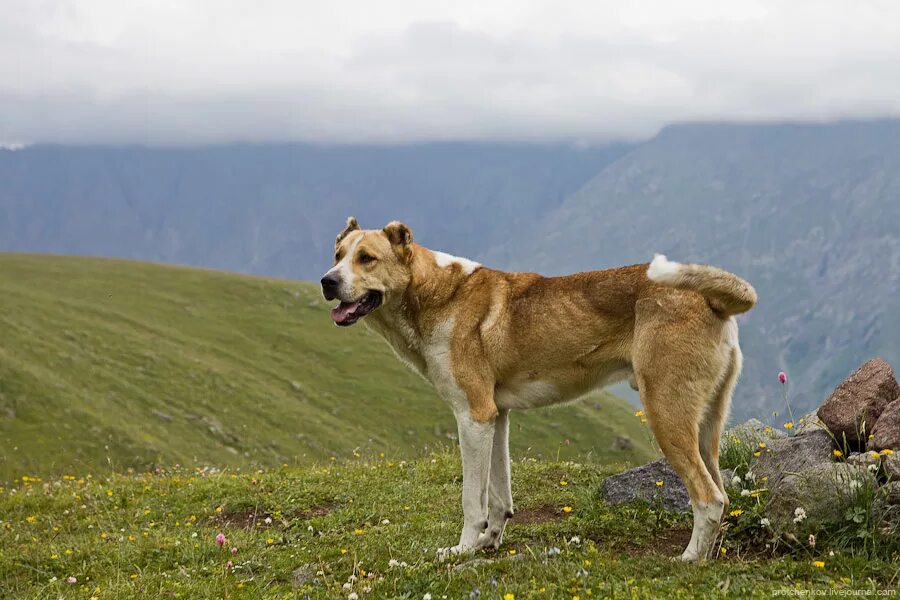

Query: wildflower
[226,560,234,570]
[760,518,771,527]
[729,509,744,517]
[560,480,568,486]
[753,451,761,457]
[731,475,742,486]
[881,449,894,456]
[720,547,727,556]
[509,549,517,555]
[778,372,787,384]
[264,516,273,525]
[388,559,400,568]
[784,422,794,430]
[67,576,77,584]
[349,594,359,600]
[341,548,348,555]
[655,481,664,487]
[569,535,581,545]
[562,506,573,513]
[812,561,825,568]
[793,507,807,523]
[808,534,816,548]
[25,516,37,524]
[764,426,773,434]
[741,489,751,497]
[216,506,223,513]
[758,442,766,449]
[503,594,514,600]
[424,594,433,600]
[634,410,645,418]
[382,519,390,525]
[548,547,561,556]
[354,528,364,535]
[266,538,274,545]
[215,533,226,546]
[231,546,238,555]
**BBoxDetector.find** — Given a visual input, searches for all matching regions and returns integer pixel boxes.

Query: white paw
[436,544,474,562]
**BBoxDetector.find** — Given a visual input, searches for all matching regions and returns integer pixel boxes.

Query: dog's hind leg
[700,344,741,504]
[475,408,513,550]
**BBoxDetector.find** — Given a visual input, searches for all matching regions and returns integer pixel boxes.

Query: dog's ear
[335,216,360,246]
[383,221,413,259]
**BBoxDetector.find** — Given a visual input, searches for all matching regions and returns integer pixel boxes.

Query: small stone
[750,428,836,487]
[882,453,900,480]
[817,358,899,445]
[292,563,316,587]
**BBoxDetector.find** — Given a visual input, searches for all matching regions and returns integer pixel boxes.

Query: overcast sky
[2,0,900,146]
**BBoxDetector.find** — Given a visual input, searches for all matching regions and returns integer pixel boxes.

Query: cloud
[2,0,900,145]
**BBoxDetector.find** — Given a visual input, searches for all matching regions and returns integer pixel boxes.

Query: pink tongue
[331,301,361,323]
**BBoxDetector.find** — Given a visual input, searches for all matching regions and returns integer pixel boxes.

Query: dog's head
[320,217,414,326]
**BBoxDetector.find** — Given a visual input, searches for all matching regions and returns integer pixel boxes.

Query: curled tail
[646,254,757,317]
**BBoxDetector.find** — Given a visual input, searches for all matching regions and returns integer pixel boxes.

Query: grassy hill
[0,253,656,480]
[2,452,895,599]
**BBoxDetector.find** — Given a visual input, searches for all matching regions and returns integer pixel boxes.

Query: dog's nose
[321,273,340,300]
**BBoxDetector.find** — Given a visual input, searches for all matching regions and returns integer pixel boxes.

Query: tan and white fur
[320,217,757,562]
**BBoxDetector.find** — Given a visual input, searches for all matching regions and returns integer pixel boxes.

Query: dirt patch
[513,505,564,525]
[217,504,331,530]
[619,527,693,557]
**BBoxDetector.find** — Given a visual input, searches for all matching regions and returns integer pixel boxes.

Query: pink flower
[215,533,226,546]
[231,546,238,555]
[778,371,787,384]
[66,576,77,584]
[226,560,234,570]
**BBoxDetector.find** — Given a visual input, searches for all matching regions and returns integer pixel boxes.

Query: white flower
[569,535,581,545]
[848,479,862,490]
[400,561,408,568]
[349,593,359,600]
[793,507,807,523]
[741,489,751,497]
[348,575,358,583]
[808,534,816,548]
[760,518,771,527]
[548,547,561,556]
[388,559,400,568]
[731,475,742,486]
[342,582,352,590]
[424,594,433,600]
[382,519,390,525]
[264,516,273,524]
[745,471,756,481]
[868,464,878,473]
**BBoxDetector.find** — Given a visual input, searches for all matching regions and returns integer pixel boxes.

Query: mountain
[0,254,655,480]
[487,121,900,421]
[0,143,629,280]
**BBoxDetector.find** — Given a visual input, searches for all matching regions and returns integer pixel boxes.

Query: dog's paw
[436,544,474,562]
[473,528,503,551]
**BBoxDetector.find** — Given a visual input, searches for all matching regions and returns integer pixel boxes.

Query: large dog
[320,217,756,561]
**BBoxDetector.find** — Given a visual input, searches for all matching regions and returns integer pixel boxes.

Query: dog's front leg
[475,408,512,550]
[438,409,495,560]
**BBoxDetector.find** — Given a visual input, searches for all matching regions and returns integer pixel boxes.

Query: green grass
[0,253,656,480]
[2,452,897,599]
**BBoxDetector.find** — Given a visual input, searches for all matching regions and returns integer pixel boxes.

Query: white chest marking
[421,317,468,411]
[433,251,481,275]
[494,380,559,410]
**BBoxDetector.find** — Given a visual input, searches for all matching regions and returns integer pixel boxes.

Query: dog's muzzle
[321,273,340,300]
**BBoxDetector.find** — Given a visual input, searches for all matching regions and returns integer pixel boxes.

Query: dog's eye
[358,253,377,265]
[334,252,343,263]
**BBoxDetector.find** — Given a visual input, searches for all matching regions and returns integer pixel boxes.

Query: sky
[2,0,900,145]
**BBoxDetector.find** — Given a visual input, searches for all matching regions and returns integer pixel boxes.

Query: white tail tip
[647,253,681,282]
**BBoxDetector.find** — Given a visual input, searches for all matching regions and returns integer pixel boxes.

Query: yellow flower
[720,547,728,556]
[354,528,364,535]
[640,417,648,424]
[560,480,568,486]
[764,426,773,434]
[758,442,766,449]
[813,561,825,568]
[881,449,894,456]
[504,594,515,600]
[833,449,843,458]
[266,538,274,545]
[634,410,645,418]
[574,596,581,600]
[655,481,664,487]
[562,506,573,513]
[584,559,591,566]
[509,549,517,555]
[106,490,113,497]
[784,422,794,430]
[729,509,744,517]
[340,548,348,555]
[25,516,37,524]
[753,451,761,457]
[215,506,223,513]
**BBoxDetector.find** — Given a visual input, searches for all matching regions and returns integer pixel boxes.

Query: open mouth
[330,291,383,327]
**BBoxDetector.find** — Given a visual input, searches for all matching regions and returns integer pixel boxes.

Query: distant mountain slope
[0,254,655,479]
[487,121,900,420]
[0,143,628,280]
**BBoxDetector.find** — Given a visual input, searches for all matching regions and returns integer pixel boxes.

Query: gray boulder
[817,358,899,445]
[764,463,876,531]
[868,398,900,451]
[749,428,836,486]
[883,453,900,480]
[601,458,734,513]
[872,481,900,532]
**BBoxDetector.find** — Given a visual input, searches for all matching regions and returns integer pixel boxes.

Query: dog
[320,217,756,561]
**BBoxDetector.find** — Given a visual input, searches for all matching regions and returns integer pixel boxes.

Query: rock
[725,418,786,442]
[601,458,733,513]
[817,358,899,445]
[795,411,826,434]
[291,381,303,392]
[292,563,316,587]
[868,398,900,451]
[846,451,882,472]
[882,453,900,480]
[764,463,876,531]
[749,428,835,486]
